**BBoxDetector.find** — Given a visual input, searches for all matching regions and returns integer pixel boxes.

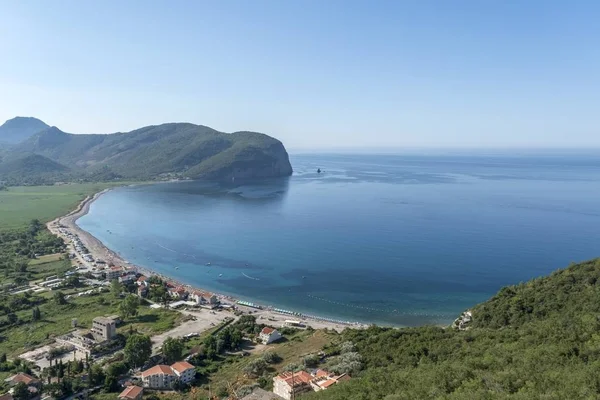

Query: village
[0,222,355,400]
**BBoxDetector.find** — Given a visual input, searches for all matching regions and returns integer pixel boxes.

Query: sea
[77,152,600,327]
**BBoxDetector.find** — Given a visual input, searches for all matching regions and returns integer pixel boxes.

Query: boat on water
[219,273,223,277]
[317,168,321,173]
[206,262,211,266]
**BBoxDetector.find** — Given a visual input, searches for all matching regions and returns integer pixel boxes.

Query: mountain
[311,258,600,399]
[0,117,49,144]
[3,120,293,184]
[0,154,69,185]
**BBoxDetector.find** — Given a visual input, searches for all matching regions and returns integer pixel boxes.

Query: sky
[0,1,599,150]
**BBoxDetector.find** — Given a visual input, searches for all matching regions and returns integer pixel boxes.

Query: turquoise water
[78,153,600,326]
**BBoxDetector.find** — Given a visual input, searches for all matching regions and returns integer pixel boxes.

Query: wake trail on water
[242,272,260,281]
[155,243,198,259]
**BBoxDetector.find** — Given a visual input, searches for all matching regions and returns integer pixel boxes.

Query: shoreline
[47,186,369,332]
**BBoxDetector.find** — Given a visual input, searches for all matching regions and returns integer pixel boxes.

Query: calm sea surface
[78,153,600,326]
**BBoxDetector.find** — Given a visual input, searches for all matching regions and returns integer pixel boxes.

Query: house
[259,327,282,344]
[170,361,196,384]
[137,285,148,297]
[119,273,137,284]
[168,286,188,299]
[4,373,40,388]
[310,371,350,392]
[106,266,123,281]
[190,290,218,305]
[91,316,117,341]
[141,365,176,389]
[140,361,196,389]
[272,371,313,400]
[118,385,143,400]
[136,276,148,286]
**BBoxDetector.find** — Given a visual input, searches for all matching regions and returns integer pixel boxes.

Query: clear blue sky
[1,0,599,149]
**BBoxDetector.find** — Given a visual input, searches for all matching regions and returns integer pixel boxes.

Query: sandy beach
[47,188,367,333]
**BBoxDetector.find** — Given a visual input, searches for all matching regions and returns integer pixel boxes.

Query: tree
[32,306,41,321]
[65,274,80,287]
[118,295,139,320]
[12,382,29,400]
[162,337,184,363]
[242,359,268,378]
[88,364,105,386]
[7,312,18,325]
[111,279,123,298]
[302,353,319,368]
[0,353,6,363]
[53,291,67,305]
[104,375,120,392]
[261,350,280,364]
[124,334,152,368]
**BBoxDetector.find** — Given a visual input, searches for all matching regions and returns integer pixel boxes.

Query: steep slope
[0,117,49,144]
[311,258,600,399]
[16,123,292,181]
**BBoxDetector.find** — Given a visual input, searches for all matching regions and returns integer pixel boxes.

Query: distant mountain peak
[0,116,50,144]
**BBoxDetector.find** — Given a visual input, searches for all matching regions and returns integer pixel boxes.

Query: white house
[170,361,196,384]
[190,290,218,305]
[106,266,123,281]
[259,327,283,344]
[140,362,196,389]
[141,365,176,389]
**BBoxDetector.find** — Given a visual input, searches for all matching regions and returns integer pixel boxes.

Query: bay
[78,152,600,326]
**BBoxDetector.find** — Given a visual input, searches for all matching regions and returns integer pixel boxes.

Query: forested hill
[311,258,600,399]
[0,118,293,185]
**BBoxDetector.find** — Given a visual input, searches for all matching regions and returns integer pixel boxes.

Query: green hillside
[0,154,69,186]
[11,122,292,182]
[311,258,600,399]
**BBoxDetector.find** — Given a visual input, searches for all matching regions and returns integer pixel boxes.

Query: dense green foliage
[0,118,292,185]
[0,154,69,186]
[311,258,600,400]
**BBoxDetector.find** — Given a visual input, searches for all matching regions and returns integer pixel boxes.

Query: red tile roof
[276,371,313,387]
[170,361,194,374]
[320,379,337,388]
[141,365,174,378]
[315,369,330,378]
[261,327,275,335]
[6,373,38,385]
[119,385,143,400]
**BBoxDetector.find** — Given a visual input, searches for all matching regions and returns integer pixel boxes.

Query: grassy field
[0,292,182,356]
[28,257,71,282]
[29,253,63,265]
[0,183,130,230]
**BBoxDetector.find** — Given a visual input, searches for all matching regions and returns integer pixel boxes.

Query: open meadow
[0,183,128,230]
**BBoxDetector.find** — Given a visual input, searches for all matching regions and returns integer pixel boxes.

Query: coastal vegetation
[309,258,600,399]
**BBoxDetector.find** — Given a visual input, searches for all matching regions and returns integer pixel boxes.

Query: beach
[47,187,367,333]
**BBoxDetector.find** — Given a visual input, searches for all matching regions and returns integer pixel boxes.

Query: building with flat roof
[91,316,116,341]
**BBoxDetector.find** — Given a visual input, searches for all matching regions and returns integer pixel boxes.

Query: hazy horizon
[1,1,599,149]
